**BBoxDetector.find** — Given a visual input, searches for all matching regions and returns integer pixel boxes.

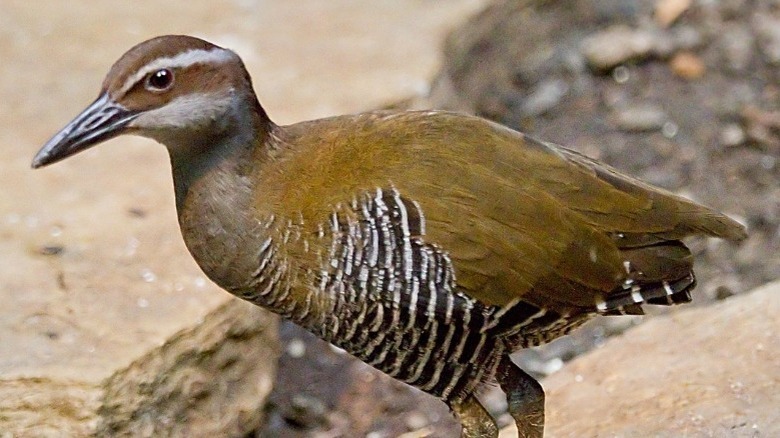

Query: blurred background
[1,1,778,437]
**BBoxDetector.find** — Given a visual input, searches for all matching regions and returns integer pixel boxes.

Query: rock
[404,411,431,430]
[720,123,747,147]
[283,394,328,429]
[581,24,702,71]
[613,104,668,132]
[655,0,692,27]
[669,51,706,79]
[742,105,780,151]
[0,300,278,437]
[520,79,570,117]
[502,281,780,437]
[581,25,659,71]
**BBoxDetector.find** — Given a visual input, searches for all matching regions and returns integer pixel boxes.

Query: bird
[32,35,746,437]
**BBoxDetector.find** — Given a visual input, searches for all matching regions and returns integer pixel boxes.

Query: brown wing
[262,111,746,310]
[387,114,743,308]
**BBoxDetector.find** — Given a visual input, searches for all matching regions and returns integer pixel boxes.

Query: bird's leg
[496,356,545,437]
[450,394,499,438]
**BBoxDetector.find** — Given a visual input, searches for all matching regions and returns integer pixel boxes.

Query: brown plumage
[265,112,743,307]
[32,35,746,437]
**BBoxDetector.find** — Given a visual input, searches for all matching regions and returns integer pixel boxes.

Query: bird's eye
[145,69,174,91]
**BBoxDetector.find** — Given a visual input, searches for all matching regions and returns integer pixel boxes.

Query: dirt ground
[257,1,779,437]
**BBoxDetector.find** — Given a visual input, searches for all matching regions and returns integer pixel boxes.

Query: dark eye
[145,69,174,91]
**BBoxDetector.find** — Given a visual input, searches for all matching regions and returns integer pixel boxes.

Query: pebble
[283,394,327,429]
[521,79,569,117]
[404,411,430,430]
[582,25,702,71]
[614,104,668,132]
[38,244,64,256]
[720,123,746,147]
[715,285,736,300]
[662,121,680,138]
[670,51,705,79]
[286,338,307,358]
[140,268,156,283]
[581,26,657,70]
[655,0,692,27]
[612,65,630,83]
[127,207,147,218]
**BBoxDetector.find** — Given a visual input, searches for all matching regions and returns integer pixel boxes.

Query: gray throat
[166,122,272,294]
[169,131,252,212]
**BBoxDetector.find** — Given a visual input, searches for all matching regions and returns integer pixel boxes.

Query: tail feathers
[646,286,693,305]
[597,241,697,315]
[597,273,696,315]
[600,303,643,316]
[619,242,693,282]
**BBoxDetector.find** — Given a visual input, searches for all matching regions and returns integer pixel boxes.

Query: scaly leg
[496,356,545,438]
[450,394,499,438]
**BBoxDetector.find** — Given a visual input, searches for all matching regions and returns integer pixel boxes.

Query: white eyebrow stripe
[119,48,234,95]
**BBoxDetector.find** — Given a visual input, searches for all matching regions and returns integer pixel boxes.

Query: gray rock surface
[1,300,278,437]
[498,280,780,437]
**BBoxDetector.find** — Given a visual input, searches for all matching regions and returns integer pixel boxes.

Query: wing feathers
[266,111,746,312]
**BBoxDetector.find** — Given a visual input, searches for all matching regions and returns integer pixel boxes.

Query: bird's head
[32,35,266,168]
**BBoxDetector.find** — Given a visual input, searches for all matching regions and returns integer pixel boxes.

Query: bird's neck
[167,100,281,292]
[169,127,325,330]
[166,95,270,209]
[169,130,255,213]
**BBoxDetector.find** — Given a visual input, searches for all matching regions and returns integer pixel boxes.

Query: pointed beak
[31,93,138,168]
